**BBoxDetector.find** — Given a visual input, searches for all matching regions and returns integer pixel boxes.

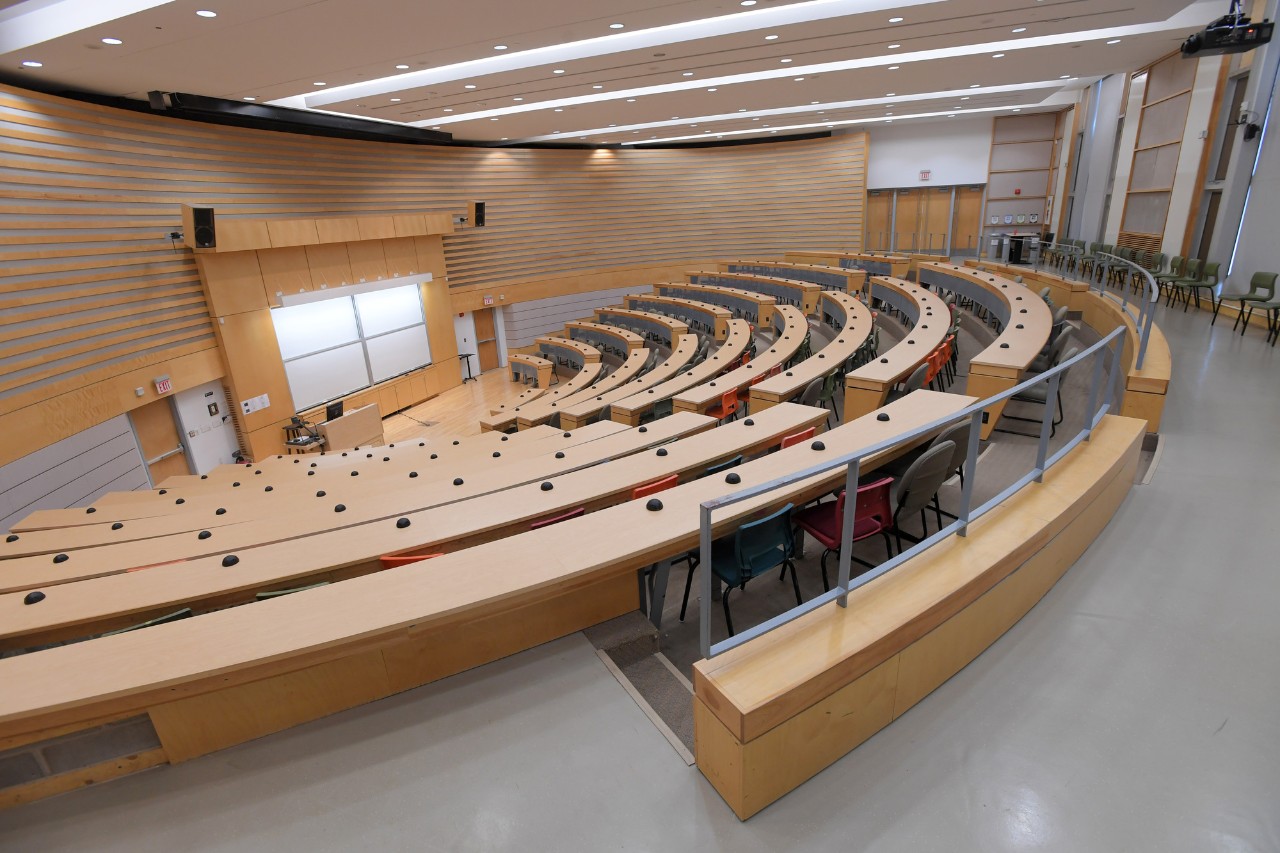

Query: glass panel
[271,298,359,360]
[365,325,431,383]
[284,342,370,409]
[354,284,424,337]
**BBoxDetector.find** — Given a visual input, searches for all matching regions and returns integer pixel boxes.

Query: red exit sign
[154,375,173,395]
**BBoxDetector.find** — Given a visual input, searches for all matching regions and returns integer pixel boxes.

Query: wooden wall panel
[0,82,865,465]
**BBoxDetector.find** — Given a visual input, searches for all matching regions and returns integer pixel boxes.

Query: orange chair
[529,506,586,530]
[780,426,816,449]
[379,553,445,568]
[631,474,679,500]
[705,388,739,422]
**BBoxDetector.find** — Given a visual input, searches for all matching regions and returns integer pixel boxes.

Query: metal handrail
[697,325,1126,659]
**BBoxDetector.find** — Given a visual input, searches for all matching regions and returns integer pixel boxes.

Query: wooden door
[130,398,190,484]
[952,186,985,256]
[474,308,499,372]
[865,190,893,251]
[894,189,921,253]
[922,188,952,253]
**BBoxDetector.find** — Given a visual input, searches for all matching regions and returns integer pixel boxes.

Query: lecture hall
[0,0,1277,848]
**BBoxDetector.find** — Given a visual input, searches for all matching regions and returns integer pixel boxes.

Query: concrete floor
[2,300,1278,851]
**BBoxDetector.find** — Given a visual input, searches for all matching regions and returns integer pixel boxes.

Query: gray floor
[2,300,1278,851]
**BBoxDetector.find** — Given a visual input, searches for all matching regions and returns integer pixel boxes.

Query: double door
[865,186,985,256]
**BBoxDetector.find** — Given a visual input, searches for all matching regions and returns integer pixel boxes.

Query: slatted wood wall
[0,82,866,464]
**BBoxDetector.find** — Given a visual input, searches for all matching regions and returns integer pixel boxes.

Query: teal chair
[1214,271,1277,331]
[679,502,800,636]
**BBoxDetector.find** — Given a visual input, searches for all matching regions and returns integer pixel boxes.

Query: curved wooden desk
[687,271,821,316]
[0,414,714,595]
[916,262,1054,438]
[784,250,910,279]
[515,347,649,430]
[843,277,950,423]
[0,391,971,802]
[565,321,645,359]
[558,334,700,431]
[609,320,752,426]
[718,260,866,293]
[654,283,777,326]
[0,406,830,649]
[481,338,604,432]
[509,353,554,389]
[624,294,731,340]
[750,290,873,413]
[672,305,807,416]
[593,308,689,348]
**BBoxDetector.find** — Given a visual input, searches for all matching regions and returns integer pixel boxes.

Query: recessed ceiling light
[512,97,523,101]
[765,34,778,40]
[102,38,123,45]
[690,124,698,127]
[948,114,956,117]
[1012,27,1027,33]
[21,60,42,68]
[780,58,792,63]
[1107,39,1121,45]
[627,98,636,102]
[887,43,901,49]
[752,117,761,121]
[242,96,256,101]
[682,71,694,76]
[494,45,508,50]
[465,84,477,89]
[961,96,970,100]
[740,108,748,111]
[555,108,564,112]
[196,10,217,18]
[969,83,980,88]
[890,16,904,23]
[992,53,1005,58]
[888,65,900,70]
[314,82,326,86]
[391,98,401,102]
[885,120,893,123]
[885,92,896,96]
[553,69,565,74]
[396,64,409,70]
[501,137,509,140]
[707,87,718,92]
[443,108,453,112]
[592,84,603,89]
[771,130,778,133]
[431,126,442,129]
[794,77,805,82]
[741,0,757,5]
[609,22,625,29]
[1012,108,1022,112]
[610,124,617,127]
[490,117,499,121]
[886,104,895,107]
[1059,74,1070,79]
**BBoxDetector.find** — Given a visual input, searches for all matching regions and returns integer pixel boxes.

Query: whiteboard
[355,285,423,337]
[285,342,370,409]
[366,325,431,383]
[272,299,359,360]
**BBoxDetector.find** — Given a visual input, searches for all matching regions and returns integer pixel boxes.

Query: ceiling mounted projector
[1182,0,1272,57]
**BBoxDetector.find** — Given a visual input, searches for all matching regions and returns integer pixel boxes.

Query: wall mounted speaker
[469,201,486,228]
[192,207,216,249]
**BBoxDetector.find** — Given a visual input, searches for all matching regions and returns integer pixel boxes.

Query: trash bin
[1008,235,1028,265]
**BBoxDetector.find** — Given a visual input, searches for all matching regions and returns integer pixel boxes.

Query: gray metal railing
[696,325,1126,660]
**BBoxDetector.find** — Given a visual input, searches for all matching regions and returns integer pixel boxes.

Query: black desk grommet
[725,472,741,484]
[501,436,509,442]
[453,440,460,446]
[5,534,18,543]
[1020,309,1028,314]
[453,478,464,486]
[1016,296,1023,301]
[293,460,299,464]
[334,504,346,513]
[310,463,317,468]
[202,474,210,478]
[563,432,572,438]
[24,591,45,606]
[342,452,348,457]
[396,518,411,529]
[383,457,390,462]
[367,453,374,459]
[1016,324,1025,329]
[649,390,655,394]
[316,490,326,497]
[922,325,928,329]
[112,523,124,531]
[555,452,566,459]
[409,472,418,478]
[86,507,96,514]
[389,444,395,448]
[159,489,167,495]
[710,382,716,387]
[656,448,668,456]
[222,555,239,567]
[232,482,240,487]
[493,451,501,458]
[880,357,889,363]
[255,470,262,475]
[419,442,426,447]
[744,418,755,426]
[53,553,68,563]
[176,498,185,504]
[351,471,359,477]
[198,530,211,540]
[308,471,315,476]
[639,426,648,433]
[216,508,226,515]
[264,486,273,492]
[541,482,554,491]
[430,453,438,460]
[878,413,891,422]
[811,441,826,451]
[646,498,663,511]
[1000,343,1010,348]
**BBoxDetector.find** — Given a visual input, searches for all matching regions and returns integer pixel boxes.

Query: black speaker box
[192,207,216,249]
[469,201,486,227]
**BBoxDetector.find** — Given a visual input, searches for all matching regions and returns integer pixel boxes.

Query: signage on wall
[483,295,495,306]
[919,169,931,182]
[153,375,172,395]
[240,393,271,415]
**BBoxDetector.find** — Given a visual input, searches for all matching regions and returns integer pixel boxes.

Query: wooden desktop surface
[716,260,868,293]
[566,321,646,354]
[558,334,700,431]
[750,290,873,410]
[508,354,554,388]
[673,305,808,413]
[686,270,822,315]
[592,307,689,347]
[623,294,732,340]
[480,359,603,432]
[654,282,779,326]
[784,250,911,279]
[317,404,383,453]
[0,391,972,741]
[515,348,649,429]
[609,319,752,425]
[0,405,831,647]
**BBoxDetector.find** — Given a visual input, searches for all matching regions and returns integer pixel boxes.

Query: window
[272,283,432,409]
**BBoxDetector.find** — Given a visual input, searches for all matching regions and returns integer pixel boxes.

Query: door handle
[146,446,185,466]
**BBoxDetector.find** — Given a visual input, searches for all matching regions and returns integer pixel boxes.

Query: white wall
[501,285,651,349]
[172,381,240,474]
[452,311,478,381]
[0,415,148,532]
[1223,62,1280,295]
[1165,54,1226,254]
[866,116,994,189]
[1075,76,1127,243]
[1104,75,1148,244]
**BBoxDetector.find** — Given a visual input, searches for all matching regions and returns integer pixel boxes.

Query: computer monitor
[325,400,344,422]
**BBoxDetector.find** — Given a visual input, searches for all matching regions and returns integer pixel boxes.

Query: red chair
[631,474,678,500]
[705,388,739,422]
[379,553,445,568]
[792,476,895,590]
[779,426,816,449]
[529,506,586,530]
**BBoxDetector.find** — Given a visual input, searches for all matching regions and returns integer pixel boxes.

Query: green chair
[817,371,840,429]
[678,502,800,635]
[1166,259,1210,310]
[1214,271,1277,331]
